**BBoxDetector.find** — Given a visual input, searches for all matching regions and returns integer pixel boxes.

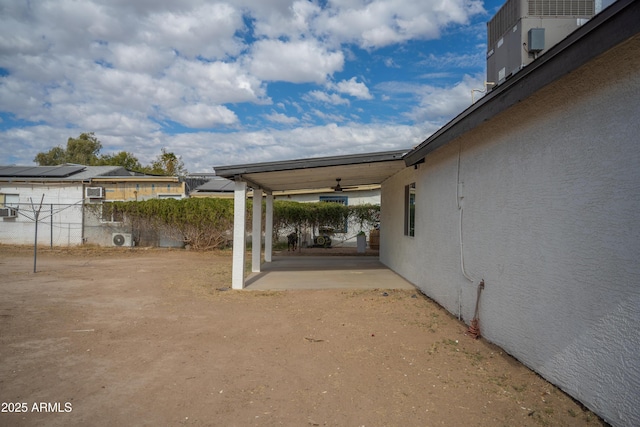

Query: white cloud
[0,76,44,117]
[141,3,245,60]
[384,57,399,68]
[264,112,299,125]
[306,90,350,106]
[314,0,485,49]
[109,44,176,74]
[420,52,486,70]
[76,112,159,136]
[165,59,268,105]
[310,109,346,123]
[249,0,321,39]
[406,74,485,122]
[329,77,373,100]
[247,39,344,84]
[166,104,239,128]
[418,72,455,80]
[195,122,424,169]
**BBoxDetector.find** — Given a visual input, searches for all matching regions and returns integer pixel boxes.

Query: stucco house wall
[0,183,84,245]
[380,36,640,426]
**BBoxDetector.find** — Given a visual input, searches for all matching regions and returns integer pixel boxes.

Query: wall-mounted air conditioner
[112,233,133,247]
[86,187,104,199]
[0,207,17,218]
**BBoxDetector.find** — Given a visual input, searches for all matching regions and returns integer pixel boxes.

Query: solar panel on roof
[0,165,86,178]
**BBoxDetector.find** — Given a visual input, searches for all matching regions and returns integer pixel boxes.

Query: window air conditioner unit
[112,233,133,247]
[0,207,17,218]
[86,187,104,199]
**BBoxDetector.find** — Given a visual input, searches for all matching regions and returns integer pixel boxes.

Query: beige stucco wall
[96,179,185,201]
[381,37,640,427]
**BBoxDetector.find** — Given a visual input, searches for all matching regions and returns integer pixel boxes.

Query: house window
[101,202,124,223]
[404,183,415,237]
[320,195,348,233]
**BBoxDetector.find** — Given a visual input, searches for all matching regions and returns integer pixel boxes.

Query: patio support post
[232,180,247,290]
[252,188,263,273]
[265,194,273,263]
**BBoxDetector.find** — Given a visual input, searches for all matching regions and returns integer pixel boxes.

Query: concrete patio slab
[244,255,416,290]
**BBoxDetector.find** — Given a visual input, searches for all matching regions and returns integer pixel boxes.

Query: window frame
[404,183,415,237]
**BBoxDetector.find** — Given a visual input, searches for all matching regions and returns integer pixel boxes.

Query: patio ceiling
[213,149,409,193]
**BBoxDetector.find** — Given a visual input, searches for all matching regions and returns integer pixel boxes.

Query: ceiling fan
[332,178,358,192]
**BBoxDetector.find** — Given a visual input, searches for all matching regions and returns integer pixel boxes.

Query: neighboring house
[0,165,185,247]
[215,2,639,426]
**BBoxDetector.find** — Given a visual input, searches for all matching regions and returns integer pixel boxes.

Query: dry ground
[0,245,605,426]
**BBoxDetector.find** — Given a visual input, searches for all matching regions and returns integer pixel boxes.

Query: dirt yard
[0,245,605,426]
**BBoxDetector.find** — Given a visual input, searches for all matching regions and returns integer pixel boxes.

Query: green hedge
[111,198,379,250]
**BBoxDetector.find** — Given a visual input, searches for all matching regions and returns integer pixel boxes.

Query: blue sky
[0,0,609,172]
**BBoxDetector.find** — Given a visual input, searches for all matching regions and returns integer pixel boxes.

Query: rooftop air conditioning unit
[86,187,104,199]
[112,232,133,247]
[0,207,17,218]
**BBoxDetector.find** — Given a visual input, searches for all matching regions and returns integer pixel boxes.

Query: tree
[146,148,188,176]
[34,146,66,166]
[34,133,187,176]
[65,133,102,165]
[34,132,102,166]
[97,151,143,170]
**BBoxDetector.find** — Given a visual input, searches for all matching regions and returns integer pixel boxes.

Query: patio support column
[265,194,273,263]
[232,180,247,290]
[252,188,263,273]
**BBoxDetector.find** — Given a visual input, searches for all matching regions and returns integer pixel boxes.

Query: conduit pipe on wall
[457,142,485,338]
[458,206,474,283]
[456,143,474,284]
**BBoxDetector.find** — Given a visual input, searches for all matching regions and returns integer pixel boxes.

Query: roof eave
[90,176,181,182]
[214,149,409,178]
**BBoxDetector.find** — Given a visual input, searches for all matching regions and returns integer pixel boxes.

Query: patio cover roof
[214,149,409,193]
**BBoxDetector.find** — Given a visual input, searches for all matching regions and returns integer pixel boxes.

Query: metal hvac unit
[0,207,17,218]
[112,233,133,247]
[86,187,104,199]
